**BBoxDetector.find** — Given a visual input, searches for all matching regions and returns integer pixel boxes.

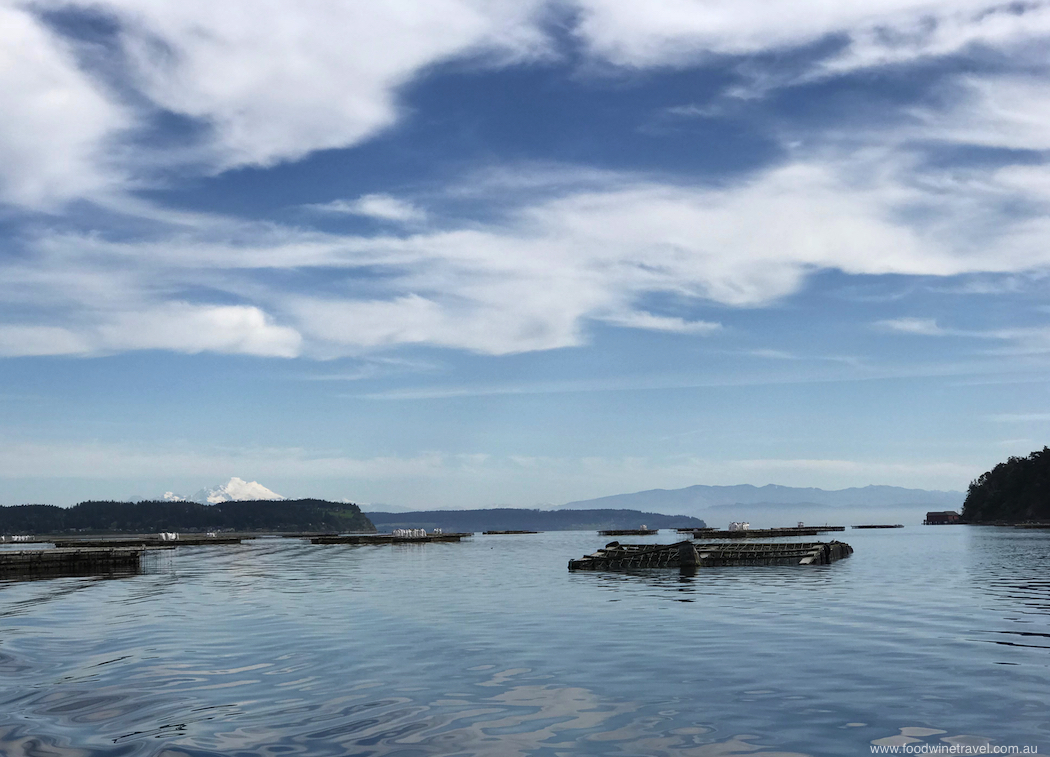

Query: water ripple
[0,529,1047,755]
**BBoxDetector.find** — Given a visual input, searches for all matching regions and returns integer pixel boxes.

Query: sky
[2,0,1050,507]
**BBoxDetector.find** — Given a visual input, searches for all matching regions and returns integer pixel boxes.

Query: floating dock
[51,537,243,548]
[852,524,904,529]
[568,540,853,571]
[483,530,540,535]
[0,547,144,579]
[675,526,845,538]
[311,533,471,545]
[598,528,659,536]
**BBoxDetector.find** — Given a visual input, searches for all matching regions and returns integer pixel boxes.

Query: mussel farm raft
[568,540,854,571]
[0,547,145,579]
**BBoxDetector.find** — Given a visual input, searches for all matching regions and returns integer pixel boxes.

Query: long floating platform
[311,533,472,545]
[852,524,904,529]
[483,530,541,535]
[0,547,144,578]
[598,529,659,536]
[51,537,243,548]
[675,526,846,538]
[568,540,853,571]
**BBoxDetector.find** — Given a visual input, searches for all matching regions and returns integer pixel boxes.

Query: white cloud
[0,325,91,356]
[985,326,1050,356]
[4,0,1049,215]
[290,288,594,355]
[52,0,549,170]
[0,303,301,358]
[9,147,1050,358]
[571,0,1050,72]
[0,440,458,481]
[915,75,1050,152]
[877,317,946,336]
[986,413,1050,423]
[255,161,955,353]
[0,2,130,208]
[6,0,1050,363]
[306,194,427,223]
[821,4,1050,75]
[874,318,1050,360]
[598,311,721,334]
[748,348,797,360]
[0,0,550,209]
[97,303,302,357]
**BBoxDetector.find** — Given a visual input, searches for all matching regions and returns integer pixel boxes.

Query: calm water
[0,527,1048,756]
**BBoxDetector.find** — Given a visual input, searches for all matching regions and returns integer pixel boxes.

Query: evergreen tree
[963,447,1050,523]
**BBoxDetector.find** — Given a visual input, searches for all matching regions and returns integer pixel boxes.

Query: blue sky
[2,0,1050,507]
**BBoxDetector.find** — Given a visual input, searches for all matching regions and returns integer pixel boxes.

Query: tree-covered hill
[0,499,375,534]
[963,447,1050,523]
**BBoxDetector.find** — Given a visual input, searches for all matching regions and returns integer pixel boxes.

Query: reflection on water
[0,529,1047,756]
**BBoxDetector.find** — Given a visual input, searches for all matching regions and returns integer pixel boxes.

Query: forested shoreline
[963,447,1050,523]
[0,499,375,534]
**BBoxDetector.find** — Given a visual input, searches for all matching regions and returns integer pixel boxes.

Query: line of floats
[15,515,1039,581]
[0,520,882,580]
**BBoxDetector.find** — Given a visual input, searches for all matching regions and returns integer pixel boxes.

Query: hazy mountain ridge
[559,484,963,515]
[366,508,706,533]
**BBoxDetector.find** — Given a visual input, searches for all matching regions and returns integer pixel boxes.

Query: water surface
[0,527,1047,755]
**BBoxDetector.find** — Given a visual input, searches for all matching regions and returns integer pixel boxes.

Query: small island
[962,446,1050,524]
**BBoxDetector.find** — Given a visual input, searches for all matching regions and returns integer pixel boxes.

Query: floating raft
[311,533,471,545]
[51,537,243,548]
[483,530,540,535]
[0,547,144,578]
[568,540,853,571]
[852,524,904,529]
[675,526,846,538]
[598,528,659,536]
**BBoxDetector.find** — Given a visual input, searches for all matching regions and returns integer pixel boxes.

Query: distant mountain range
[365,508,706,533]
[559,484,964,517]
[151,480,965,529]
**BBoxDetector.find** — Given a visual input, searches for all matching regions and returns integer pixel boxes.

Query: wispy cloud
[4,143,1050,358]
[598,311,721,334]
[299,357,440,382]
[986,413,1050,423]
[6,0,1049,211]
[0,3,131,208]
[748,349,797,360]
[876,318,947,336]
[875,319,1050,361]
[305,194,428,224]
[1,1,1049,362]
[0,304,301,358]
[573,0,1050,74]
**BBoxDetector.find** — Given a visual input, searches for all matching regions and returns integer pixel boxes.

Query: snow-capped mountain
[163,477,285,504]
